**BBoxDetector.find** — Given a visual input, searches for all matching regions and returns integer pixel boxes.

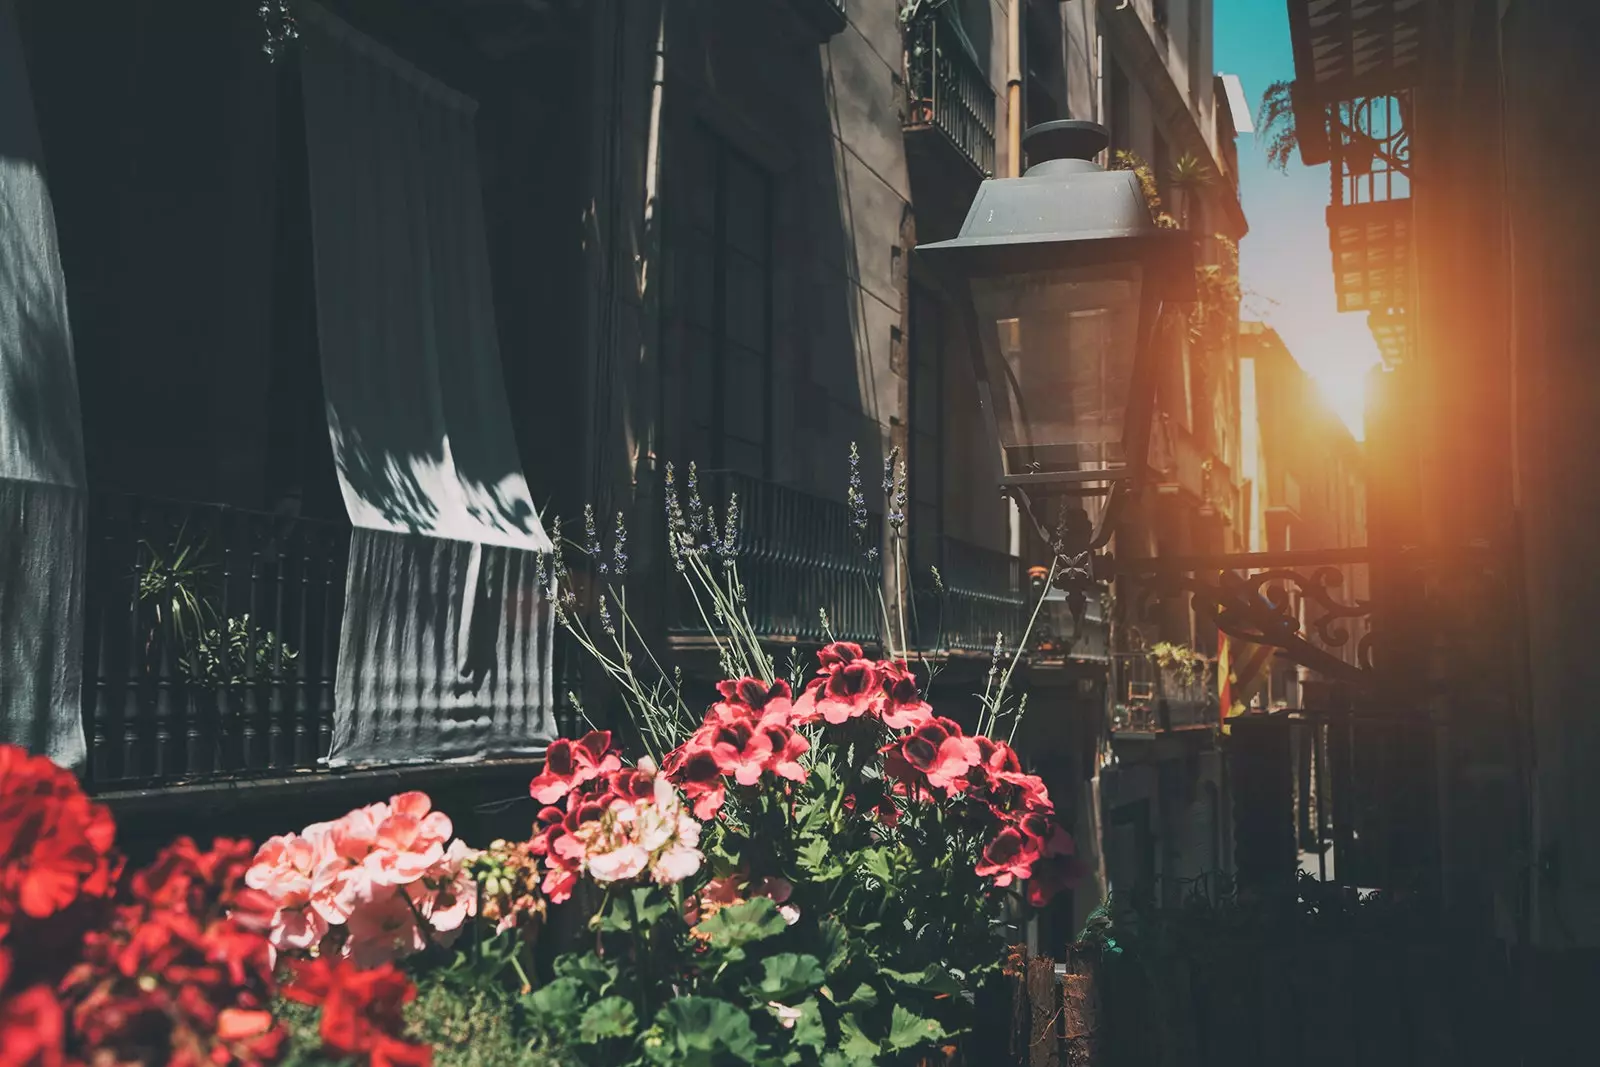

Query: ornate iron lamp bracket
[1051,535,1376,688]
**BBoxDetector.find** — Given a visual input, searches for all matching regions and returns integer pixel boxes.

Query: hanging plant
[259,0,299,62]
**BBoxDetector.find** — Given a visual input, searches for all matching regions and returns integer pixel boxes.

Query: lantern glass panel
[970,263,1144,476]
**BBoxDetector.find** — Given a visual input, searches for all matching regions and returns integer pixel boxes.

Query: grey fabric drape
[0,0,87,768]
[299,4,555,765]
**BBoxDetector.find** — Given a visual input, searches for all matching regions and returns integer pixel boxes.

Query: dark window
[670,126,773,478]
[1108,58,1132,156]
[1188,0,1205,105]
[909,283,944,574]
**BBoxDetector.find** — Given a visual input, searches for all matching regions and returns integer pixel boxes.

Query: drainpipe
[1006,0,1023,178]
[1006,1,1023,561]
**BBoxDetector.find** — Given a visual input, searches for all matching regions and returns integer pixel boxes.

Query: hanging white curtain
[299,4,555,765]
[0,0,87,768]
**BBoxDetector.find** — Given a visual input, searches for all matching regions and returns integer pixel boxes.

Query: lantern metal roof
[916,121,1194,299]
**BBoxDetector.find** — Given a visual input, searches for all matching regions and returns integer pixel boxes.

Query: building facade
[1282,0,1600,1052]
[2,0,1258,947]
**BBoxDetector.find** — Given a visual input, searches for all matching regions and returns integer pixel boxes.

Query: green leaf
[887,1004,946,1052]
[553,952,617,995]
[834,1014,883,1064]
[796,836,840,880]
[756,953,826,1000]
[816,917,851,974]
[527,977,585,1022]
[631,885,674,927]
[838,983,878,1010]
[709,833,746,878]
[860,848,894,884]
[878,964,964,996]
[693,897,788,960]
[788,1000,827,1051]
[649,997,759,1065]
[578,996,638,1043]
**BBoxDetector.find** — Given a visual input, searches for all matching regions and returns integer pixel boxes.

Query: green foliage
[1147,641,1212,691]
[1257,79,1299,172]
[278,966,570,1067]
[1111,150,1179,230]
[136,533,298,685]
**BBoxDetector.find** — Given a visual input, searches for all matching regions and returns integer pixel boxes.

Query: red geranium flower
[896,718,981,794]
[757,724,809,782]
[816,642,865,669]
[877,663,934,730]
[709,720,774,786]
[0,745,117,942]
[1024,853,1089,907]
[667,747,727,820]
[283,956,431,1067]
[528,731,622,805]
[959,738,1053,814]
[796,659,880,725]
[975,825,1041,885]
[712,678,794,725]
[59,837,285,1067]
[0,948,66,1067]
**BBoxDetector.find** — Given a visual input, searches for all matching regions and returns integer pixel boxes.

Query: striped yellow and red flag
[1218,630,1272,726]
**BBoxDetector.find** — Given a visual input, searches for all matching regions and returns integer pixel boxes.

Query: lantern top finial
[1023,120,1110,175]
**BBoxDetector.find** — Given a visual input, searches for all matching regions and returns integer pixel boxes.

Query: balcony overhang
[1327,197,1413,313]
[1286,0,1426,105]
[783,0,848,41]
[1368,309,1411,366]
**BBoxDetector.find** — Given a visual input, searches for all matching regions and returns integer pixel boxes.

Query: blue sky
[1215,0,1379,437]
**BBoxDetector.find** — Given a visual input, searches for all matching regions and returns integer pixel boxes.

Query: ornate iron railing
[905,8,997,176]
[667,472,883,647]
[910,536,1025,654]
[81,494,349,788]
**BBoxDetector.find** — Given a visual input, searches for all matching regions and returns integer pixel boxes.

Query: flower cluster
[0,745,118,945]
[59,837,286,1067]
[470,839,547,940]
[882,713,1083,906]
[529,732,703,904]
[790,643,932,730]
[282,956,430,1067]
[246,792,478,968]
[663,679,811,819]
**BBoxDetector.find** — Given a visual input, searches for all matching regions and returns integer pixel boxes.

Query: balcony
[903,7,996,240]
[1327,196,1412,313]
[910,537,1026,656]
[1110,651,1217,738]
[1286,0,1426,106]
[784,0,847,40]
[667,472,883,649]
[1368,308,1411,365]
[80,494,350,789]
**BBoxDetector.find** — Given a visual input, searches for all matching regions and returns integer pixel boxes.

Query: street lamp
[916,121,1194,564]
[918,120,1380,687]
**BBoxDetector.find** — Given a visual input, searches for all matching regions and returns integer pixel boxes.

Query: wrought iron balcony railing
[81,494,350,789]
[910,536,1025,654]
[905,9,997,177]
[1110,651,1217,736]
[668,472,884,648]
[786,0,847,40]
